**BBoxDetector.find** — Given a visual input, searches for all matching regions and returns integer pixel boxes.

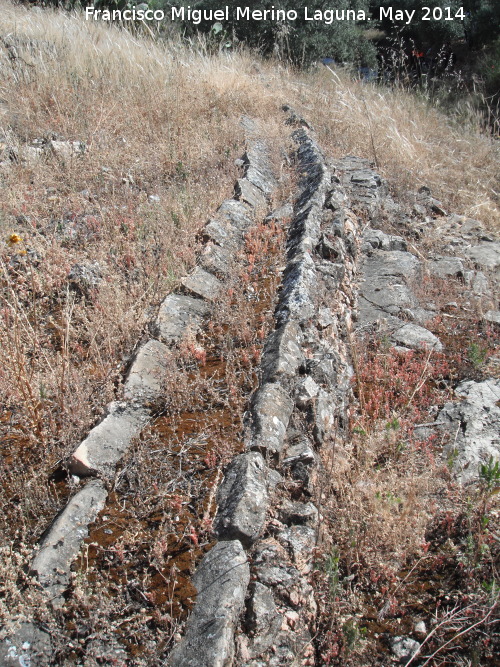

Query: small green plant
[468,342,489,368]
[479,457,500,492]
[342,619,366,653]
[325,546,342,599]
[447,446,459,470]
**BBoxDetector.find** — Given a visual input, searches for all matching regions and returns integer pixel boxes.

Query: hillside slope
[0,3,498,666]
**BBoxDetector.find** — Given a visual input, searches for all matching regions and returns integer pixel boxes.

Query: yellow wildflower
[7,233,23,246]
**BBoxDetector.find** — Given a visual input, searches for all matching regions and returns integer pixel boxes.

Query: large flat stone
[31,481,107,605]
[313,388,336,445]
[276,255,317,325]
[155,293,210,343]
[236,178,267,209]
[124,339,170,402]
[69,401,148,476]
[261,321,304,383]
[428,256,464,278]
[392,323,443,352]
[204,218,244,249]
[199,242,233,277]
[437,379,500,482]
[465,242,500,272]
[216,199,253,231]
[244,582,282,659]
[279,525,316,574]
[246,165,275,195]
[246,382,294,456]
[363,250,421,280]
[214,452,268,547]
[0,622,52,667]
[181,267,223,302]
[168,541,249,667]
[363,229,407,252]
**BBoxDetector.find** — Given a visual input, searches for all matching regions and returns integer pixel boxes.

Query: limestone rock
[391,323,443,352]
[69,402,148,476]
[199,242,233,277]
[363,229,407,252]
[0,622,52,667]
[428,256,464,278]
[313,388,336,445]
[283,437,316,467]
[155,293,209,344]
[484,310,500,324]
[465,242,500,272]
[295,376,320,408]
[279,525,316,574]
[278,500,319,527]
[245,583,282,658]
[181,267,223,302]
[390,636,421,661]
[260,321,304,383]
[32,481,107,604]
[437,379,500,482]
[214,452,269,547]
[68,262,102,293]
[124,339,170,402]
[168,541,249,667]
[236,178,267,209]
[246,383,294,457]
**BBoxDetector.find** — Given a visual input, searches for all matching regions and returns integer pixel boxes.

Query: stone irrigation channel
[2,109,499,666]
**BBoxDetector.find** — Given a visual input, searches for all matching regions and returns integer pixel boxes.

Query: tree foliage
[168,0,377,66]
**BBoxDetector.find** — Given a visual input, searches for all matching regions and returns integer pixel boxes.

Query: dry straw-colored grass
[295,67,499,230]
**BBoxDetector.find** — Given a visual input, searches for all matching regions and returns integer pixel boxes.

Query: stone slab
[216,199,253,231]
[428,256,464,279]
[279,525,316,574]
[437,379,500,482]
[260,321,304,383]
[69,401,148,476]
[214,452,268,547]
[31,480,107,605]
[244,582,282,659]
[155,293,209,344]
[276,255,317,325]
[199,242,233,277]
[246,165,275,195]
[168,541,249,667]
[465,242,500,272]
[363,229,407,252]
[0,622,52,667]
[124,339,170,402]
[181,267,223,302]
[313,388,336,445]
[246,383,294,457]
[391,323,443,352]
[236,178,267,209]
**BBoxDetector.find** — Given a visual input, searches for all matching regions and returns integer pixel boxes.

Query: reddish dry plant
[352,337,452,434]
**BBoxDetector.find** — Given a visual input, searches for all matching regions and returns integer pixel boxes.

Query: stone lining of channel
[23,116,278,625]
[167,115,363,666]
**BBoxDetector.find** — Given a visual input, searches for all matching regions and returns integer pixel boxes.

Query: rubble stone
[155,293,209,343]
[32,481,107,605]
[168,541,249,667]
[214,452,269,547]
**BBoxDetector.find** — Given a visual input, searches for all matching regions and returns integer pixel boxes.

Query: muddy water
[74,243,284,657]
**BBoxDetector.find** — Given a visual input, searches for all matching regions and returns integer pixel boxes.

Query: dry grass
[312,307,499,664]
[294,66,500,230]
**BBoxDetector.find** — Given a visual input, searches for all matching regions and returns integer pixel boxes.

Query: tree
[169,0,377,66]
